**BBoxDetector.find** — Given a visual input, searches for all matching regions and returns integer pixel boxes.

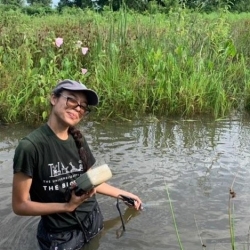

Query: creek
[1,114,250,250]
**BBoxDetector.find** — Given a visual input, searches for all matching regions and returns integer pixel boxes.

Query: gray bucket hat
[53,79,99,106]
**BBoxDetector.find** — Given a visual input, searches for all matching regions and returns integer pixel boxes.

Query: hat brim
[61,87,99,106]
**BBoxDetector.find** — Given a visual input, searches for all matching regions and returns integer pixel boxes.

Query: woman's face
[50,90,88,127]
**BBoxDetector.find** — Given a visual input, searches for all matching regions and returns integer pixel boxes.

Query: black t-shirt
[13,124,97,231]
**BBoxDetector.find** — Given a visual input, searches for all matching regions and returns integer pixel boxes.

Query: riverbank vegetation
[1,6,250,124]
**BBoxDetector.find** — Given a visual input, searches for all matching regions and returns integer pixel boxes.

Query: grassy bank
[1,8,250,124]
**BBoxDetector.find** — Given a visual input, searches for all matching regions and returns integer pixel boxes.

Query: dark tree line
[57,0,250,12]
[1,0,250,13]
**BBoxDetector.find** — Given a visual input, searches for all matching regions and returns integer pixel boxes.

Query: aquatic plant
[229,172,237,250]
[0,27,90,123]
[1,8,250,124]
[165,183,184,250]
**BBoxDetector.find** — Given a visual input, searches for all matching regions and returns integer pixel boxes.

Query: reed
[1,8,250,124]
[194,214,206,250]
[165,183,184,250]
[228,170,238,250]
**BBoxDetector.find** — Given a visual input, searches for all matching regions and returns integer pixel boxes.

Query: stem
[165,182,184,250]
[194,214,206,250]
[229,169,239,250]
[228,196,235,250]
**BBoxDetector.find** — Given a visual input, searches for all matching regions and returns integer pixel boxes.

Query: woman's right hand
[67,188,96,211]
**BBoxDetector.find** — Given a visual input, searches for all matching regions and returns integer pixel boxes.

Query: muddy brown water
[1,115,250,250]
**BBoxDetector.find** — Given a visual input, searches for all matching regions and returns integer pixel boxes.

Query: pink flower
[81,47,88,55]
[55,37,63,48]
[81,68,88,74]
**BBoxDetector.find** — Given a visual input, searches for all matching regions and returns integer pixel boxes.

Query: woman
[12,79,142,250]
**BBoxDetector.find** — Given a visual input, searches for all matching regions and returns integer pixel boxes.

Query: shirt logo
[48,160,83,177]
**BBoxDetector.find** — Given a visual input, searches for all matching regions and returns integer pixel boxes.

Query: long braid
[68,126,89,172]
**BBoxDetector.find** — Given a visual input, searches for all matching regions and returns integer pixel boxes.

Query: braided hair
[68,126,89,173]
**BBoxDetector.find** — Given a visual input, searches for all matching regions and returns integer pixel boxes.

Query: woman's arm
[95,182,142,210]
[12,172,94,216]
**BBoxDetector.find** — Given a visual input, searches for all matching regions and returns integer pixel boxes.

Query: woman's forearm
[96,182,128,197]
[12,199,74,216]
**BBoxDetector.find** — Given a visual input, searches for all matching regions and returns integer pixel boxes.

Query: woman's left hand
[95,183,143,210]
[123,193,143,210]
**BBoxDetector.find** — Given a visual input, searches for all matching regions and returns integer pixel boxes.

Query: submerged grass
[229,170,239,250]
[194,214,206,250]
[165,183,184,250]
[165,168,250,250]
[1,8,250,124]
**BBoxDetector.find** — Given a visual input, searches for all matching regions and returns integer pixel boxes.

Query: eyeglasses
[60,94,90,115]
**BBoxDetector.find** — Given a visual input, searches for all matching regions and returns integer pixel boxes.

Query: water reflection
[1,115,250,250]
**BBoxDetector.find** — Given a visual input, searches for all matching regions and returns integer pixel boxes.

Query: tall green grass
[1,8,250,124]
